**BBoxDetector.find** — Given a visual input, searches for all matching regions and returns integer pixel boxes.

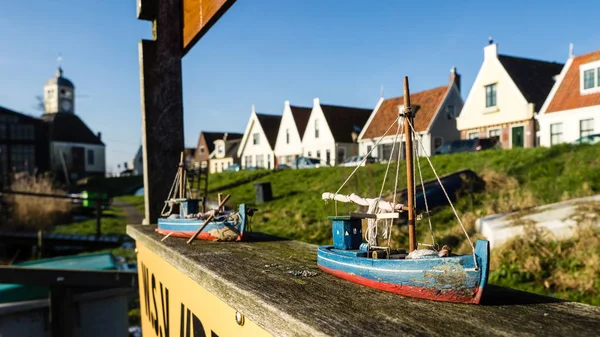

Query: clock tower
[44,63,75,114]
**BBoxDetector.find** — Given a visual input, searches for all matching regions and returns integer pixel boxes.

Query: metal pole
[95,194,102,238]
[403,76,417,252]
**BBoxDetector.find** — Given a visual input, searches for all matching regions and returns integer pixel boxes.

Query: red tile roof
[361,86,448,138]
[546,50,600,113]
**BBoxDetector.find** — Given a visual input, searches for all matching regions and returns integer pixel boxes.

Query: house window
[253,133,260,145]
[580,119,594,138]
[433,137,443,150]
[467,131,479,139]
[485,84,497,107]
[200,146,205,153]
[550,123,563,145]
[9,124,34,140]
[580,62,600,93]
[307,151,311,157]
[315,120,319,138]
[221,162,225,172]
[245,155,252,167]
[584,69,595,89]
[366,145,372,155]
[488,128,501,139]
[326,150,331,165]
[286,129,290,144]
[10,145,35,172]
[446,105,455,119]
[87,149,95,165]
[217,145,224,153]
[316,150,321,159]
[256,154,264,168]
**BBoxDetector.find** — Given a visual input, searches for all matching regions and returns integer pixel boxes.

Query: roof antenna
[569,43,574,58]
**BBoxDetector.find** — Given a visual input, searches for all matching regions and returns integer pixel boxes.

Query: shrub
[4,172,72,231]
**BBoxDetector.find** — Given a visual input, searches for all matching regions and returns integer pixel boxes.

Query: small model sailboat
[156,153,253,243]
[317,77,490,304]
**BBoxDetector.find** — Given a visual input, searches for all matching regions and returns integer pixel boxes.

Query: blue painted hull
[317,239,490,304]
[156,204,247,241]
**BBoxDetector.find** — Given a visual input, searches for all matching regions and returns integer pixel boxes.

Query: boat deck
[127,224,600,337]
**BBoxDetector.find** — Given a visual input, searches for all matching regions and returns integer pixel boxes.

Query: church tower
[43,60,75,114]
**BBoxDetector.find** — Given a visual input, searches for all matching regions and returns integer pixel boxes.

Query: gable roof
[289,105,312,140]
[201,132,243,154]
[256,113,282,148]
[498,55,564,110]
[361,86,449,139]
[225,139,241,158]
[319,104,372,142]
[41,113,104,145]
[545,50,600,113]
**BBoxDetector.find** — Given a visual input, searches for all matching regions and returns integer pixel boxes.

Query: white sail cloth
[322,192,404,246]
[321,193,404,212]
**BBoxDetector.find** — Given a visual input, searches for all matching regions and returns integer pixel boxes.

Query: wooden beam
[139,0,185,224]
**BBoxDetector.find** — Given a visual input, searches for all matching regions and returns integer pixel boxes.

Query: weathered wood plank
[127,225,600,337]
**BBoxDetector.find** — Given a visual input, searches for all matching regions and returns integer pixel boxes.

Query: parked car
[340,155,377,167]
[572,133,600,145]
[291,157,327,169]
[225,163,241,172]
[277,164,291,170]
[434,138,500,155]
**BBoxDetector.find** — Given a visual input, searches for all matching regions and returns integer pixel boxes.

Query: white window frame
[485,83,497,108]
[580,60,600,94]
[467,131,479,139]
[252,132,260,145]
[550,123,563,146]
[580,118,594,138]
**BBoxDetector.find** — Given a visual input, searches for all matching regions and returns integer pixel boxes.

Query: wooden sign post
[137,0,236,224]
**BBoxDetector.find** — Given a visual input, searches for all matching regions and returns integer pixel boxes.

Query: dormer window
[217,145,224,153]
[580,60,600,94]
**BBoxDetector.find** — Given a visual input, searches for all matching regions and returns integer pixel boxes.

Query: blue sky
[0,0,598,172]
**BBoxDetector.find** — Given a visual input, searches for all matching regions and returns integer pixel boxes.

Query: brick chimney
[450,66,461,93]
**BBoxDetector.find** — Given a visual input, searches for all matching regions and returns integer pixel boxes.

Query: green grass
[52,207,129,236]
[115,195,146,215]
[115,143,600,306]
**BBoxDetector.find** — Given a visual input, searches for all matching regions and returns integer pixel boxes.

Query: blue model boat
[155,153,252,242]
[317,77,490,304]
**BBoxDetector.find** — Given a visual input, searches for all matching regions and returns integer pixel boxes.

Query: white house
[358,67,463,159]
[457,39,564,148]
[209,133,243,173]
[301,98,372,165]
[274,100,312,166]
[237,107,282,169]
[538,48,600,146]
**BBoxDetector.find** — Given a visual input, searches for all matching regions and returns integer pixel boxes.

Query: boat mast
[402,76,418,252]
[179,151,185,198]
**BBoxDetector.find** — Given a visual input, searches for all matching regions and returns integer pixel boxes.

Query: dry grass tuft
[4,172,72,231]
[490,224,600,304]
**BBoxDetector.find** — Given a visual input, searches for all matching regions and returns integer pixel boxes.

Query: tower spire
[56,53,64,77]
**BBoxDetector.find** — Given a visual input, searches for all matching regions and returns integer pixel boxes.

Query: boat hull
[317,239,490,304]
[156,204,247,242]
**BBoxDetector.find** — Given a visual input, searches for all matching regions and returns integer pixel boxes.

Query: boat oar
[186,194,231,245]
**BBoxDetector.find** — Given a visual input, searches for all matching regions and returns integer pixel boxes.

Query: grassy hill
[121,143,600,305]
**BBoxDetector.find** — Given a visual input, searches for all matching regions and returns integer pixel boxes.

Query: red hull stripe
[155,229,243,241]
[318,265,483,304]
